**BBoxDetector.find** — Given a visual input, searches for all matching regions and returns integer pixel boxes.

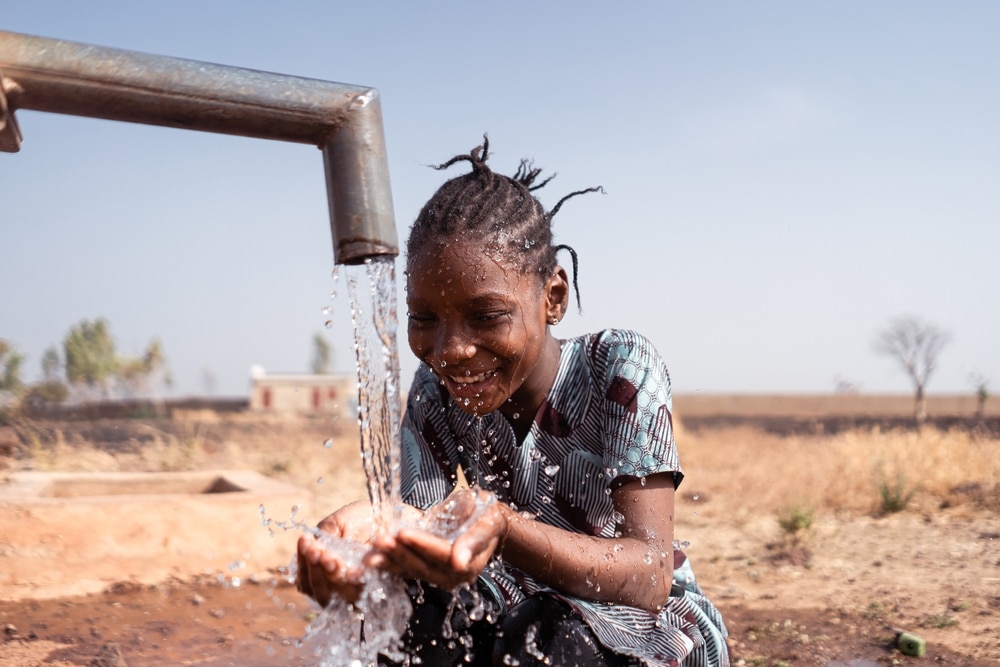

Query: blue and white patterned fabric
[401,329,730,667]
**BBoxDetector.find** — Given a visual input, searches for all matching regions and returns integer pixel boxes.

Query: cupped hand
[370,488,509,590]
[295,500,377,607]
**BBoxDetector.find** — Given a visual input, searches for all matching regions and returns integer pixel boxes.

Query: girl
[298,138,730,667]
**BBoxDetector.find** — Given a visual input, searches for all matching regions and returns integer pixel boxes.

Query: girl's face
[406,239,568,419]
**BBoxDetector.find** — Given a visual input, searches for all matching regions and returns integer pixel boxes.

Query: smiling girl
[298,138,729,667]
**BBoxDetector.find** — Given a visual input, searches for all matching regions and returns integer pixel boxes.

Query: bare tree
[874,315,949,424]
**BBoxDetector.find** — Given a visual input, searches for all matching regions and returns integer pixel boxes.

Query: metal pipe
[0,29,397,264]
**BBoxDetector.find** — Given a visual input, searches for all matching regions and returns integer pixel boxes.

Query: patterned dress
[401,329,730,667]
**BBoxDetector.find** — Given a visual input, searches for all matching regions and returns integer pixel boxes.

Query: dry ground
[1,397,999,666]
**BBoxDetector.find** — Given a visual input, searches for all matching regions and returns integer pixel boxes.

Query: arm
[373,473,675,613]
[497,472,675,612]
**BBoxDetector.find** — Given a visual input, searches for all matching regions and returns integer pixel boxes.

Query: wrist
[495,502,516,548]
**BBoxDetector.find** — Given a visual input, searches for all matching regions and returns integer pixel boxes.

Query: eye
[473,310,508,324]
[407,311,436,325]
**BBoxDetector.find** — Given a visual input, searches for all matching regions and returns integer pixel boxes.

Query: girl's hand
[295,500,376,607]
[370,488,508,590]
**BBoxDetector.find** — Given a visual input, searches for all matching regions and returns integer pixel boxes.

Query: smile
[449,370,497,384]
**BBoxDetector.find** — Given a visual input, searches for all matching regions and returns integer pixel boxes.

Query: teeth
[451,370,495,384]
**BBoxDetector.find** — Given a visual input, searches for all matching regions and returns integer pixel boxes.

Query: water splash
[274,257,500,665]
[296,534,411,666]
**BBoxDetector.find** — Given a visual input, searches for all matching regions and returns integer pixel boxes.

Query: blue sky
[2,2,998,397]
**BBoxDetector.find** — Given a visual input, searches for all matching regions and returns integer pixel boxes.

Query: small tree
[29,346,69,408]
[969,373,989,420]
[41,346,62,382]
[201,367,217,395]
[311,332,333,374]
[874,315,949,425]
[117,338,171,399]
[0,339,25,395]
[63,318,118,399]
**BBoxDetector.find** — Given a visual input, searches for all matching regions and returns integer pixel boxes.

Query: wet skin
[297,238,677,613]
[405,240,568,439]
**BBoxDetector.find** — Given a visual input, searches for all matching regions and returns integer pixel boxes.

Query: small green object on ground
[897,631,926,657]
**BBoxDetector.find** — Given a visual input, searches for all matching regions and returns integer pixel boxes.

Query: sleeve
[400,364,460,509]
[595,329,684,489]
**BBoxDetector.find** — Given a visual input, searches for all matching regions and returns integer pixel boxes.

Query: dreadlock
[406,136,602,311]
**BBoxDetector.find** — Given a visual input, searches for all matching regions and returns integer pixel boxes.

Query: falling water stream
[292,257,411,666]
[345,258,403,533]
[285,258,493,666]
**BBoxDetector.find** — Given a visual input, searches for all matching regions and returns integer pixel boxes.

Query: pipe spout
[322,90,398,265]
[0,29,398,265]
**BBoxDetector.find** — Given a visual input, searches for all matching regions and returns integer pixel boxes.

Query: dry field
[1,394,999,665]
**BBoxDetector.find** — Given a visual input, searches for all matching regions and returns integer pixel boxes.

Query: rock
[89,641,128,667]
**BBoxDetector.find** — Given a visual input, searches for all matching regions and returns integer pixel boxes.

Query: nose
[433,323,476,367]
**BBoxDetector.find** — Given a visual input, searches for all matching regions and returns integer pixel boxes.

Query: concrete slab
[0,470,311,600]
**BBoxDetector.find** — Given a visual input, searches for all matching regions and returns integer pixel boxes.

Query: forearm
[497,504,673,611]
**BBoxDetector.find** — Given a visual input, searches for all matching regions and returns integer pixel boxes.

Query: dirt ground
[1,416,999,666]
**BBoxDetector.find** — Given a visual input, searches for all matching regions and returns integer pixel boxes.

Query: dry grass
[674,392,998,418]
[8,401,999,529]
[676,419,1000,525]
[6,413,369,515]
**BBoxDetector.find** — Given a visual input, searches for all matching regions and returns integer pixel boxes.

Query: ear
[544,267,570,325]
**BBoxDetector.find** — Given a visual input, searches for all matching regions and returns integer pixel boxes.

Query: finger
[296,549,312,597]
[394,528,454,562]
[308,565,331,608]
[376,540,460,588]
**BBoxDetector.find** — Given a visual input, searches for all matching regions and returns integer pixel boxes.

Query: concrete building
[248,366,356,417]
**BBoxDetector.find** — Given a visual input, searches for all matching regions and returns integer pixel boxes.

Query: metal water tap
[0,30,397,265]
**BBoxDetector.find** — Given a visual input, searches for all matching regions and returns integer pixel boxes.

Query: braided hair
[405,136,602,311]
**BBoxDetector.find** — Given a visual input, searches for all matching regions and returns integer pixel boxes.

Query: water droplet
[323,438,333,448]
[544,464,560,476]
[324,320,333,329]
